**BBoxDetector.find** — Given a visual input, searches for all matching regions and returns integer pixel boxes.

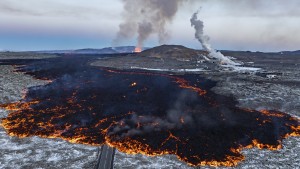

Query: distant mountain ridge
[281,50,300,55]
[74,48,116,54]
[34,46,149,54]
[13,46,300,55]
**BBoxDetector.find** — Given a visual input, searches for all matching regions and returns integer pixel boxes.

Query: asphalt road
[95,145,116,169]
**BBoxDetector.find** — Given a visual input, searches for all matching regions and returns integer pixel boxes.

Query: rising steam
[113,0,188,50]
[190,11,238,65]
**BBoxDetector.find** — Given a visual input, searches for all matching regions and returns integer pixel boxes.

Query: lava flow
[134,47,142,53]
[0,56,299,167]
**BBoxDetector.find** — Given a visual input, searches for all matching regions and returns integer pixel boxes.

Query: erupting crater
[0,56,299,167]
[134,47,142,53]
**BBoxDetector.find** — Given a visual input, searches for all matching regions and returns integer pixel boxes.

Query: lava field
[0,55,299,167]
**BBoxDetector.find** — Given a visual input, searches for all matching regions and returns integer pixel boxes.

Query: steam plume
[113,0,188,49]
[190,11,238,65]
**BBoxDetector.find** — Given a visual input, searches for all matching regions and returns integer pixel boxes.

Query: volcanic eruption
[113,0,189,52]
[0,57,299,167]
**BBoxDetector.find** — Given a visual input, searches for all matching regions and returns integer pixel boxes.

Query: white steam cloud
[190,11,238,65]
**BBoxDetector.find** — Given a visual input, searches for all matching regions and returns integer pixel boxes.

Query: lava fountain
[0,56,299,167]
[134,47,142,53]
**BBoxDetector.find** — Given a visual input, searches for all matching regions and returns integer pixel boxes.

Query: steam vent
[0,55,299,167]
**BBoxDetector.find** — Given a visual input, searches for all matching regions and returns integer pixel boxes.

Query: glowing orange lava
[134,47,142,53]
[103,68,207,96]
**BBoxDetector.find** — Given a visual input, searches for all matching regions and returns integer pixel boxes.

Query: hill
[137,45,208,60]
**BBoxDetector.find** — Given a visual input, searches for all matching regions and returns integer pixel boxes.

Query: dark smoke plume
[108,91,198,138]
[113,0,188,48]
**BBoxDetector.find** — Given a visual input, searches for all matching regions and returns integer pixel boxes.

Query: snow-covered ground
[130,65,262,73]
[131,66,205,72]
[114,152,193,169]
[0,126,98,169]
[222,65,261,73]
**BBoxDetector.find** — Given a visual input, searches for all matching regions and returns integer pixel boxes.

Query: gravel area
[0,52,57,60]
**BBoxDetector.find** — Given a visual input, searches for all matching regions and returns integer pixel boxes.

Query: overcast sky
[0,0,299,51]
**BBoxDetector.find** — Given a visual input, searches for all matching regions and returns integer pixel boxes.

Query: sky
[0,0,299,52]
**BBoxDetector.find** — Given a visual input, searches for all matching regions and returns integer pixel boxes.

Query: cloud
[0,0,121,19]
[0,0,299,51]
[197,0,300,17]
[0,0,41,16]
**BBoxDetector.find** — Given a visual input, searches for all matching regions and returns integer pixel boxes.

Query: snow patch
[222,65,262,72]
[131,66,205,72]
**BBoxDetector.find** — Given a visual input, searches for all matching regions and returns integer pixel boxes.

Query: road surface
[95,145,116,169]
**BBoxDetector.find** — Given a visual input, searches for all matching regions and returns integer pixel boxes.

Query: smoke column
[190,11,238,65]
[113,0,188,51]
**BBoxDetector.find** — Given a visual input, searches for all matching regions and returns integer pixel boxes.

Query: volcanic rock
[91,45,216,72]
[137,45,208,60]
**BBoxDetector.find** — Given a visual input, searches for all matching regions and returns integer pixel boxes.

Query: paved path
[95,145,116,169]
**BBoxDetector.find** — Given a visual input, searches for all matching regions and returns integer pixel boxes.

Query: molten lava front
[0,56,299,167]
[134,47,142,53]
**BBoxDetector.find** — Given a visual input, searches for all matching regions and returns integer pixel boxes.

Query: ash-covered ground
[0,48,299,169]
